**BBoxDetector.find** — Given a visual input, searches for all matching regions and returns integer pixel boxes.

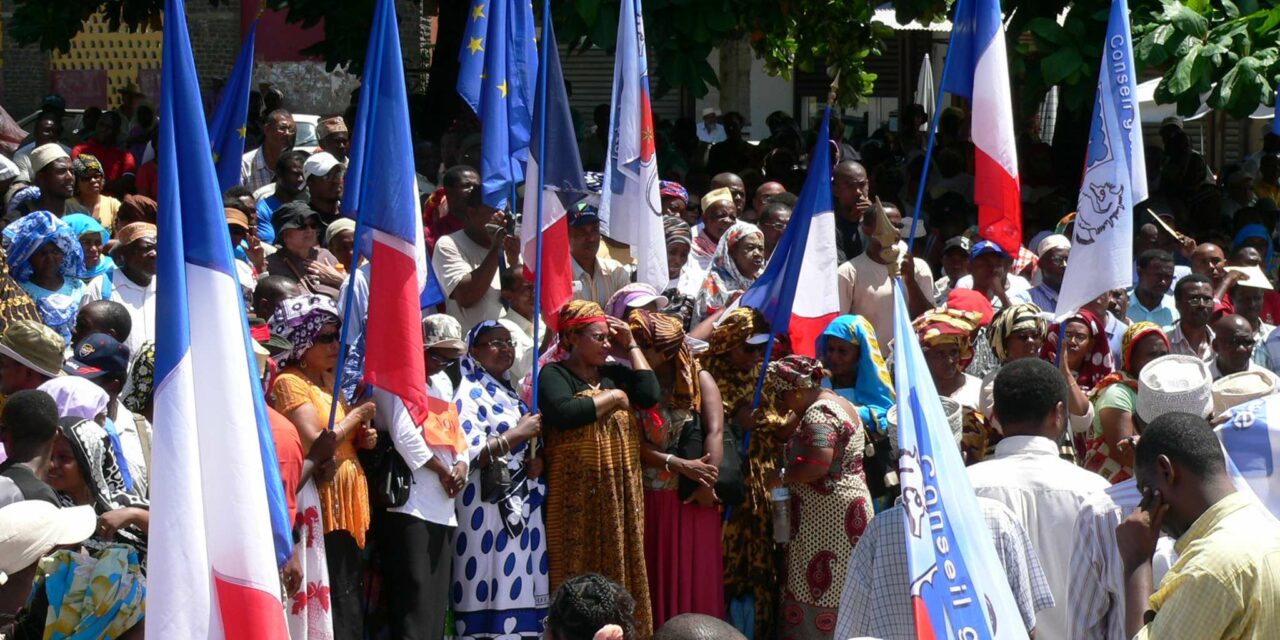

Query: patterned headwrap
[659,181,689,204]
[63,213,115,280]
[766,354,829,393]
[914,309,980,368]
[694,222,763,322]
[6,186,41,216]
[72,153,104,178]
[628,309,699,411]
[557,299,609,340]
[268,294,341,364]
[1091,321,1169,399]
[120,341,155,414]
[2,210,84,282]
[1041,308,1114,390]
[703,306,766,356]
[988,303,1046,362]
[663,216,692,248]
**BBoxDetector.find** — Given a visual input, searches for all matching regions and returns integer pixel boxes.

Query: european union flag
[208,20,256,192]
[457,0,537,209]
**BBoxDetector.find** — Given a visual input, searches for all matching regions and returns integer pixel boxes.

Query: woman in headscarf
[45,417,149,554]
[2,210,85,342]
[39,376,145,496]
[766,355,871,640]
[660,217,700,330]
[1234,223,1278,275]
[1085,322,1171,483]
[698,306,788,639]
[815,315,894,511]
[628,309,724,627]
[693,221,765,324]
[979,303,1047,428]
[1040,308,1114,391]
[605,282,668,322]
[537,300,661,637]
[65,153,121,230]
[659,180,689,220]
[915,308,996,462]
[268,294,378,639]
[453,320,548,639]
[63,212,117,297]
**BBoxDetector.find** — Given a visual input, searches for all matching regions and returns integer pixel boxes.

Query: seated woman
[537,300,661,638]
[266,202,344,298]
[3,210,85,342]
[453,320,547,639]
[765,355,871,640]
[46,417,149,554]
[1086,322,1170,483]
[628,309,724,627]
[268,294,377,638]
[63,213,116,297]
[65,154,121,230]
[693,221,765,324]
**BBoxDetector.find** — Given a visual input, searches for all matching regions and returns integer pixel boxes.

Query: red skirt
[643,489,726,628]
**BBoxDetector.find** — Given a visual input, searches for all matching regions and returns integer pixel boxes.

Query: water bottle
[771,486,791,544]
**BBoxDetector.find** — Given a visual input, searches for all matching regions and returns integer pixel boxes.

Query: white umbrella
[915,53,935,117]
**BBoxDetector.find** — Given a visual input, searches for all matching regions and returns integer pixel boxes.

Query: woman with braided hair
[537,300,661,636]
[544,573,637,640]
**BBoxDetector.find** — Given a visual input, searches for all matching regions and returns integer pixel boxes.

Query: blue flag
[891,284,1025,639]
[457,0,537,209]
[1273,85,1280,135]
[207,20,256,192]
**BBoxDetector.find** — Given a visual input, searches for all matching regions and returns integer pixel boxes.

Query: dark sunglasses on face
[314,332,341,344]
[743,342,765,354]
[479,339,517,350]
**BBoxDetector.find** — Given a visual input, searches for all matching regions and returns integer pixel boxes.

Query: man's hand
[282,549,303,597]
[1117,488,1169,573]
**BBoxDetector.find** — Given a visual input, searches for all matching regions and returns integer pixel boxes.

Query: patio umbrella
[915,53,935,116]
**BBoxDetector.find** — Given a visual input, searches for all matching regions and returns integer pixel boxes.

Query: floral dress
[781,397,872,640]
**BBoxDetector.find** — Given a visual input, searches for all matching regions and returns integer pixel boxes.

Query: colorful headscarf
[27,546,145,639]
[2,210,83,282]
[694,221,762,322]
[988,303,1046,362]
[765,354,828,393]
[457,320,536,537]
[62,213,116,281]
[55,418,148,553]
[269,294,341,364]
[1092,321,1169,398]
[629,309,699,411]
[1041,308,1114,390]
[556,300,608,339]
[120,341,155,414]
[663,216,692,248]
[703,306,765,357]
[816,315,893,431]
[71,153,104,178]
[659,181,689,204]
[914,309,980,368]
[6,185,41,216]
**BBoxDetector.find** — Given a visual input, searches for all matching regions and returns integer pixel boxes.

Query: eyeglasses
[478,339,516,350]
[314,332,341,344]
[582,332,610,344]
[743,342,766,354]
[1227,337,1257,350]
[427,350,457,364]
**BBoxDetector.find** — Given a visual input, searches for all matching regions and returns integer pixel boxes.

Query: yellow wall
[49,13,161,108]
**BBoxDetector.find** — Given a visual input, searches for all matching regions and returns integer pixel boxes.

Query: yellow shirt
[1135,492,1280,640]
[65,195,122,231]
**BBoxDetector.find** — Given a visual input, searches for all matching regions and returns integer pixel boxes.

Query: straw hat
[1212,369,1280,415]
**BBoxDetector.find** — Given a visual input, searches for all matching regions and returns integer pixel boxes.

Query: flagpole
[906,0,963,252]
[530,0,552,415]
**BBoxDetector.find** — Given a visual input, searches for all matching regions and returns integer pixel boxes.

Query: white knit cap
[29,143,68,175]
[887,396,963,451]
[1035,233,1071,258]
[1137,354,1213,423]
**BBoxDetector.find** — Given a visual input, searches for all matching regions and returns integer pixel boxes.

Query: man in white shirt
[569,207,629,308]
[431,192,514,335]
[836,202,933,356]
[696,107,726,145]
[1209,314,1272,380]
[1163,274,1215,362]
[81,223,157,358]
[498,267,544,397]
[968,358,1110,640]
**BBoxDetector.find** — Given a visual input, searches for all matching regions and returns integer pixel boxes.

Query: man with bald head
[1210,314,1266,379]
[750,181,785,222]
[1189,242,1227,298]
[710,172,746,213]
[833,160,872,262]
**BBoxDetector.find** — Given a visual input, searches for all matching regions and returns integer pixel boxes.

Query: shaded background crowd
[0,85,1278,640]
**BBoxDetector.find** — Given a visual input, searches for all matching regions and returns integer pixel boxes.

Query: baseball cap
[0,320,65,379]
[943,236,971,255]
[898,217,927,240]
[423,314,466,358]
[0,501,96,584]
[225,207,250,231]
[65,333,131,379]
[969,239,1007,260]
[271,201,322,239]
[303,152,342,181]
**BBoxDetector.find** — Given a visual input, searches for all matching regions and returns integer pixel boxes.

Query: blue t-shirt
[256,195,282,244]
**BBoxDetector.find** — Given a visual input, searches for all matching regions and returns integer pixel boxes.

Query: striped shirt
[240,147,274,193]
[834,498,1054,640]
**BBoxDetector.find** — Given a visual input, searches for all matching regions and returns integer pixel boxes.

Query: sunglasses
[582,332,610,344]
[314,332,341,345]
[742,342,766,354]
[478,339,517,350]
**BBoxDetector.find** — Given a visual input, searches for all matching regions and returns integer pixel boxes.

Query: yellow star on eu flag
[472,3,485,20]
[212,151,220,163]
[498,80,508,98]
[237,124,247,139]
[467,37,484,55]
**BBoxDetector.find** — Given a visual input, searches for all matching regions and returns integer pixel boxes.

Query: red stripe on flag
[911,596,939,640]
[214,571,289,640]
[973,147,1022,255]
[523,216,574,331]
[365,240,430,424]
[788,312,838,358]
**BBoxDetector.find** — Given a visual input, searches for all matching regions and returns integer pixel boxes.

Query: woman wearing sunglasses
[269,293,378,639]
[537,300,661,638]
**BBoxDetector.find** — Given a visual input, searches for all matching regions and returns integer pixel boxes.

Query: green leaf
[1223,0,1240,20]
[1168,42,1204,93]
[1041,47,1084,86]
[575,0,600,29]
[1166,2,1210,39]
[1026,16,1069,46]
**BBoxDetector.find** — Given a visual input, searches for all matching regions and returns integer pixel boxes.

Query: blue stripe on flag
[939,0,1002,98]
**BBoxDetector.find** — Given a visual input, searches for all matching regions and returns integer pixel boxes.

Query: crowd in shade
[2,76,1280,640]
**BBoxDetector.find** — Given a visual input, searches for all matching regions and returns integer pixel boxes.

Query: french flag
[148,0,290,637]
[738,108,839,357]
[942,0,1021,254]
[520,17,580,330]
[342,0,441,424]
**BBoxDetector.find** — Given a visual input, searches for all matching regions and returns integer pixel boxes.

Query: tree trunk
[417,0,469,142]
[717,36,752,127]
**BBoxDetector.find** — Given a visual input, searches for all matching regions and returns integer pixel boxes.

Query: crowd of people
[1,87,1279,640]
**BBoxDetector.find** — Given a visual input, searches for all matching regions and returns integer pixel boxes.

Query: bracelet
[663,453,674,472]
[627,344,641,351]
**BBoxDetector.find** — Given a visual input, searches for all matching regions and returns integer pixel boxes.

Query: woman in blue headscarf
[815,314,895,512]
[1234,223,1278,275]
[2,210,85,342]
[63,212,117,297]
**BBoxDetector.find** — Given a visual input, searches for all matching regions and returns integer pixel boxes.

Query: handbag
[675,413,745,506]
[480,436,513,503]
[363,436,413,508]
